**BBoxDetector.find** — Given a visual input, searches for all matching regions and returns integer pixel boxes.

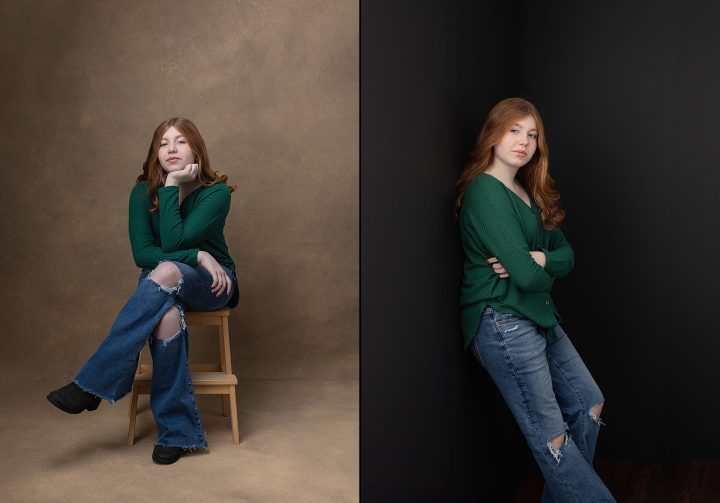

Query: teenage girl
[48,118,238,465]
[455,98,615,501]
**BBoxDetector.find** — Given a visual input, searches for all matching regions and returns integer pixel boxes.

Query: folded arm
[465,186,554,293]
[539,227,574,278]
[128,185,199,269]
[157,185,230,252]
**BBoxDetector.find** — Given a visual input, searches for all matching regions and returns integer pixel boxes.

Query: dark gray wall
[362,2,531,501]
[362,0,720,500]
[520,1,720,459]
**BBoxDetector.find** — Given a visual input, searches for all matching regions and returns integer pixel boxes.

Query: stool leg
[229,386,240,444]
[218,328,226,373]
[128,387,139,445]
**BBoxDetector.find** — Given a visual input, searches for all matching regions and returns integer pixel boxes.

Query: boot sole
[46,393,100,414]
[152,453,182,464]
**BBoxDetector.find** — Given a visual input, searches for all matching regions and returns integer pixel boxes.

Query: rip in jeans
[146,261,185,295]
[589,401,606,426]
[547,424,570,465]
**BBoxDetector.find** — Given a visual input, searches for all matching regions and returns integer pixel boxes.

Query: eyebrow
[512,123,538,132]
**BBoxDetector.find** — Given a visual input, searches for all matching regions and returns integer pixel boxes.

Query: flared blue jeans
[469,307,615,503]
[73,261,237,450]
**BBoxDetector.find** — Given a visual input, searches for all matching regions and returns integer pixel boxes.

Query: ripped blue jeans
[73,261,237,450]
[469,307,615,502]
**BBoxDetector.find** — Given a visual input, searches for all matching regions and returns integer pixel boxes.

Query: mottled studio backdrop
[0,0,358,380]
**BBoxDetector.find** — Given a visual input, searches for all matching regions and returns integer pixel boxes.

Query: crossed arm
[464,183,573,290]
[487,227,574,280]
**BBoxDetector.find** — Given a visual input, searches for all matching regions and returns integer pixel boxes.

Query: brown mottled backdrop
[0,0,358,380]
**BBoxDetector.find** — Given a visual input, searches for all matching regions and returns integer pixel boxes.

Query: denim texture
[469,307,615,503]
[73,260,237,450]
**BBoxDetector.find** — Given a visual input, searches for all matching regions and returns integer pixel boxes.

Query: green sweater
[128,181,236,273]
[459,173,574,348]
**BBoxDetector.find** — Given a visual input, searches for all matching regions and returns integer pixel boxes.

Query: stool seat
[127,308,240,445]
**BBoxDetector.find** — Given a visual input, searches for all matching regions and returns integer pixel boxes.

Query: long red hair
[136,117,236,213]
[455,98,564,230]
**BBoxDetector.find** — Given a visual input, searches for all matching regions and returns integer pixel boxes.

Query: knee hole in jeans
[149,261,182,289]
[152,305,183,340]
[589,402,606,426]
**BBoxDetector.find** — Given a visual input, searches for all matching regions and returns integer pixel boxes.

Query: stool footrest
[134,365,237,386]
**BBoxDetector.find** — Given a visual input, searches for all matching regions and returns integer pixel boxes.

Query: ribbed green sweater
[459,173,574,348]
[128,181,236,273]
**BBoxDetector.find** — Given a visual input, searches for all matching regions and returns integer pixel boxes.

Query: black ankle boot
[47,382,101,414]
[152,445,184,464]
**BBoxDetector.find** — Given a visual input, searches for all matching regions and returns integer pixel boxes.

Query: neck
[485,163,520,187]
[179,180,200,191]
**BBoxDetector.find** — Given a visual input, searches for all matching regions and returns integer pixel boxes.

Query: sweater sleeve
[157,184,230,252]
[464,181,554,293]
[128,184,199,269]
[540,228,574,278]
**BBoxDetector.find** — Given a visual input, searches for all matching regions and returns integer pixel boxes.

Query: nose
[168,144,177,154]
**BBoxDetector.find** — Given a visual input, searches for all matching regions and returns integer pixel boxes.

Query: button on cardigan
[459,173,574,349]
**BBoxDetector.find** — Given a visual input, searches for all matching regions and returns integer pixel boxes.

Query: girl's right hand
[197,250,233,297]
[486,257,509,278]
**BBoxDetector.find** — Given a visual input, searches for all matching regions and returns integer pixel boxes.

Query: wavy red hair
[136,117,236,213]
[455,98,565,230]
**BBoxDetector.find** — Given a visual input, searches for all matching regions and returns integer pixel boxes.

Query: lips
[167,157,181,162]
[513,151,527,156]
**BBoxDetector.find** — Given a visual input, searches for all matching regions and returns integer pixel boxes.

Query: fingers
[210,268,218,291]
[486,257,509,278]
[492,263,507,275]
[182,163,199,179]
[212,271,223,296]
[210,270,232,297]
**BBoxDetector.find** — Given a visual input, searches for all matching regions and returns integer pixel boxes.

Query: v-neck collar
[179,184,203,208]
[481,173,534,210]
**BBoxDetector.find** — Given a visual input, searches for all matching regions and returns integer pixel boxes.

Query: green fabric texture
[128,181,236,273]
[459,173,574,349]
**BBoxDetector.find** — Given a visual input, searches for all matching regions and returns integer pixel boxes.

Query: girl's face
[493,115,538,170]
[158,126,195,174]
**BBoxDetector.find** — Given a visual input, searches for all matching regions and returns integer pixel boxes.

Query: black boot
[47,382,101,414]
[152,445,184,464]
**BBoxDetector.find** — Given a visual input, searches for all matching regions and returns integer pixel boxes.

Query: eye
[159,143,167,147]
[510,128,519,134]
[178,140,186,144]
[529,133,538,139]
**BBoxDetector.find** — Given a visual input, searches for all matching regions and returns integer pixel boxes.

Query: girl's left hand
[166,163,199,185]
[197,250,233,297]
[486,257,509,278]
[529,251,547,268]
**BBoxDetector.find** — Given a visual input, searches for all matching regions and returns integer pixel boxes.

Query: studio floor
[0,368,358,503]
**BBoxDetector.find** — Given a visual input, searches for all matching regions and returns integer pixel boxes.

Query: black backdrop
[362,1,720,501]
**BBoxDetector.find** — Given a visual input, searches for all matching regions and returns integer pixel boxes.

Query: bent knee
[589,401,605,425]
[149,262,182,288]
[549,433,566,450]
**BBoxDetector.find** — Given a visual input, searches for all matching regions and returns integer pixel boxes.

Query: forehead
[513,115,537,130]
[161,126,185,139]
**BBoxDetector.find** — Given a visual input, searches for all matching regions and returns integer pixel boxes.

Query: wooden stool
[127,308,240,445]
